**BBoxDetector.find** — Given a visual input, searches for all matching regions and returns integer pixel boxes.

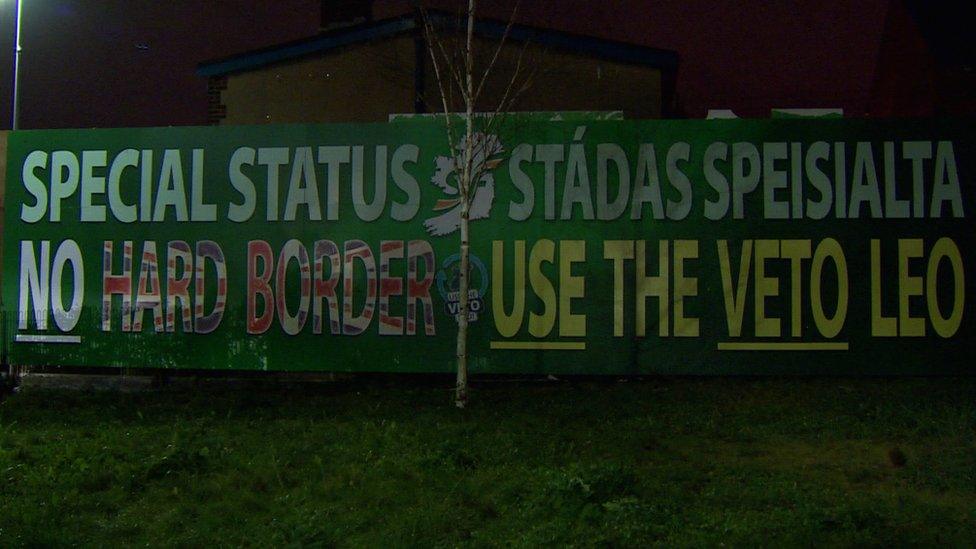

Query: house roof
[196,10,679,77]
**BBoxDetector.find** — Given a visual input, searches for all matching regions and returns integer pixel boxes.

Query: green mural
[3,119,973,374]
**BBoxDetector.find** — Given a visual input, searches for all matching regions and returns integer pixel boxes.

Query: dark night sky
[394,0,894,117]
[0,0,319,129]
[0,0,938,129]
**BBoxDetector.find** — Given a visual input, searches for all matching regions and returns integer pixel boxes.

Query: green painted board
[3,119,973,374]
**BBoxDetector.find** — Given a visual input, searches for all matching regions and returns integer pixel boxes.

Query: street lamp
[11,0,22,129]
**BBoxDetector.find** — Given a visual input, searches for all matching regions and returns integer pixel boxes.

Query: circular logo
[436,253,489,323]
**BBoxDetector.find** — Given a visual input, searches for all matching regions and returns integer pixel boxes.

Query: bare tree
[419,0,537,408]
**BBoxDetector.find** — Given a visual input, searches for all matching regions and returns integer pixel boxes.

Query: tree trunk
[455,0,477,409]
[455,205,470,408]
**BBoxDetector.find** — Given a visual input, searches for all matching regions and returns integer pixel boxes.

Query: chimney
[320,0,374,32]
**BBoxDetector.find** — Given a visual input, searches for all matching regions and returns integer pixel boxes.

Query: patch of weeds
[142,443,213,481]
[846,465,888,485]
[422,438,482,470]
[598,496,672,545]
[544,462,639,505]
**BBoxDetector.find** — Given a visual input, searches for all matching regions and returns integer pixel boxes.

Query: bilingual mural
[3,119,972,374]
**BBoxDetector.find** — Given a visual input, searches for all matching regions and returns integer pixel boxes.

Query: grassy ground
[0,376,974,547]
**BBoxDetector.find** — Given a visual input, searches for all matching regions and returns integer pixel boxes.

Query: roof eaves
[197,9,678,78]
[474,18,678,70]
[197,16,416,77]
[422,10,678,70]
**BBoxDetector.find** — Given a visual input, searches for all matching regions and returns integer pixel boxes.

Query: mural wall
[3,119,971,374]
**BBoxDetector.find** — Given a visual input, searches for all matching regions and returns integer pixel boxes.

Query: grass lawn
[1,376,974,546]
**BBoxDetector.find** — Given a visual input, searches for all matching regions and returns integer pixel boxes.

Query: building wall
[220,36,417,124]
[419,37,663,119]
[218,34,664,124]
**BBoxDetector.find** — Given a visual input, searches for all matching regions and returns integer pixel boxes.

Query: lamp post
[11,0,22,129]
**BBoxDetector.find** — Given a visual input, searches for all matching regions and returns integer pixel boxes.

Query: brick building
[197,9,678,125]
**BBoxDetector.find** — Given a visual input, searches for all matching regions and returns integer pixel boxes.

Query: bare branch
[419,7,462,169]
[473,0,521,104]
[421,8,467,103]
[483,37,535,130]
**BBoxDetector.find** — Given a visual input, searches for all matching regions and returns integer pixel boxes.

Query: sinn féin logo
[423,133,504,236]
[435,253,489,324]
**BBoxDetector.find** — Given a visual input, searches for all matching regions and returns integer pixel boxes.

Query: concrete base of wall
[18,373,156,392]
[14,371,352,393]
